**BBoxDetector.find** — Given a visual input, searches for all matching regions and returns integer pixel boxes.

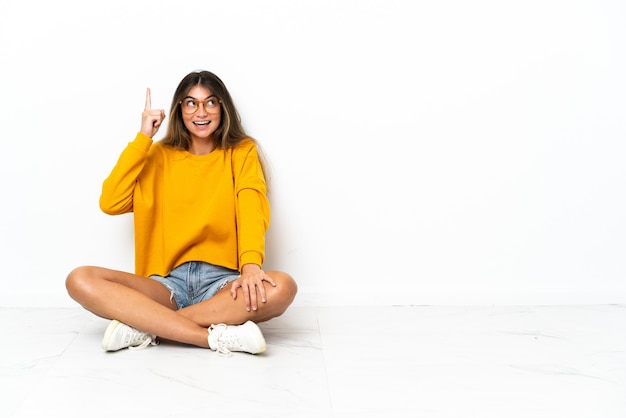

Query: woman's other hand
[230,264,277,312]
[140,88,166,138]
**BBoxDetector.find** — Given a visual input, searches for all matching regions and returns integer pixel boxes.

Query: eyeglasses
[179,96,221,114]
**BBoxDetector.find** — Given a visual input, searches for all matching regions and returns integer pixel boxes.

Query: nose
[197,102,209,115]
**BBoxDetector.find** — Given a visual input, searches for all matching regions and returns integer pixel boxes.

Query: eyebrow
[183,95,218,100]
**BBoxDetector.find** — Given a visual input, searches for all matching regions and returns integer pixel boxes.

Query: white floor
[2,305,625,417]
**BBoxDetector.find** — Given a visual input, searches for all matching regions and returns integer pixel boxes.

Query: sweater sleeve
[233,141,270,269]
[99,132,153,215]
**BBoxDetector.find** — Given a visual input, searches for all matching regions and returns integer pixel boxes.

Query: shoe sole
[101,319,121,351]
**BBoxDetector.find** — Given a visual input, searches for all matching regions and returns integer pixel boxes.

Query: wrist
[241,264,261,275]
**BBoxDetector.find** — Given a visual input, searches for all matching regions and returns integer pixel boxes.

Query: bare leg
[179,270,298,327]
[65,266,297,348]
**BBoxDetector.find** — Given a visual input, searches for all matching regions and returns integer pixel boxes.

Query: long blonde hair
[161,70,269,183]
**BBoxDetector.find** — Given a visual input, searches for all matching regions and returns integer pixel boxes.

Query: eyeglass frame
[179,95,222,114]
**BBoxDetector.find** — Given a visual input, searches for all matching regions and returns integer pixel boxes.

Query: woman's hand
[230,264,277,312]
[140,88,165,138]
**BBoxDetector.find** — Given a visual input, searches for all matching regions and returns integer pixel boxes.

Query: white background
[0,0,624,307]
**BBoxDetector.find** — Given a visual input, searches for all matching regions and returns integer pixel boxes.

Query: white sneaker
[101,320,158,351]
[208,321,266,355]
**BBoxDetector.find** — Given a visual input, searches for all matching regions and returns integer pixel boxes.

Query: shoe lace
[209,324,237,356]
[127,329,159,351]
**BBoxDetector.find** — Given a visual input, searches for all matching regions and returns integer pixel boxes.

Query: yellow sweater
[100,132,269,277]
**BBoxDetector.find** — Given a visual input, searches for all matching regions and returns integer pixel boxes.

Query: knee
[65,266,97,299]
[269,271,298,312]
[281,273,298,301]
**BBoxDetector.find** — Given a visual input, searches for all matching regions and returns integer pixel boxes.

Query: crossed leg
[65,266,297,348]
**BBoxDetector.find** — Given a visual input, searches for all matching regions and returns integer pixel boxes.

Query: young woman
[66,70,297,354]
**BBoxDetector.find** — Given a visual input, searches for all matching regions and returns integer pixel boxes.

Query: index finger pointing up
[145,87,152,110]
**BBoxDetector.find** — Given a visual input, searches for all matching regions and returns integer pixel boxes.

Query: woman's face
[181,85,222,143]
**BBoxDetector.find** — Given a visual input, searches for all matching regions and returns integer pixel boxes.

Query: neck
[189,138,216,155]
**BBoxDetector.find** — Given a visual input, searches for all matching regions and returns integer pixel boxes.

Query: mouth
[193,121,211,126]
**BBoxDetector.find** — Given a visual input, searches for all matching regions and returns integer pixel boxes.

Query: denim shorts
[149,261,240,309]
